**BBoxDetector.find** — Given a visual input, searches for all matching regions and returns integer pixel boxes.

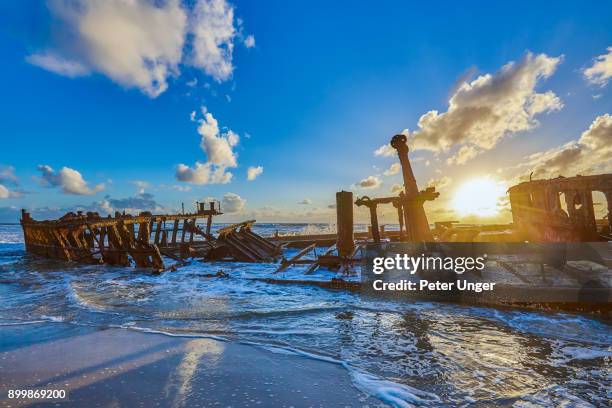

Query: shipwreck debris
[20,201,280,271]
[355,134,439,243]
[509,174,612,242]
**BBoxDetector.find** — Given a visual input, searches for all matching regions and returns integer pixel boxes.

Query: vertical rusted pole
[391,134,433,241]
[206,202,214,235]
[369,205,381,243]
[171,220,179,244]
[160,221,168,246]
[180,219,187,243]
[154,219,162,244]
[189,218,195,243]
[336,191,354,257]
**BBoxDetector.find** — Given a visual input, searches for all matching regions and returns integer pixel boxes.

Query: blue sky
[0,0,610,223]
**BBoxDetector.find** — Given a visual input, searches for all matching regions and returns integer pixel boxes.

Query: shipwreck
[20,201,281,272]
[19,134,611,314]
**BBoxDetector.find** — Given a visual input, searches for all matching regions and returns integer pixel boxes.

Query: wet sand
[0,323,380,407]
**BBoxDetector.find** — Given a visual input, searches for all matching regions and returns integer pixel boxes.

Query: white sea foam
[40,315,65,322]
[0,320,46,326]
[349,371,440,408]
[121,323,439,408]
[558,346,612,361]
[259,342,440,407]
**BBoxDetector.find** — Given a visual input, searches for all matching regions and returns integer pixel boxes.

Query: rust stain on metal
[20,201,281,271]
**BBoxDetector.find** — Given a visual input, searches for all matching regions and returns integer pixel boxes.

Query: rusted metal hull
[20,208,280,271]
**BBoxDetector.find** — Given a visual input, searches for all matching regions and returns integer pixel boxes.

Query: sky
[0,0,610,224]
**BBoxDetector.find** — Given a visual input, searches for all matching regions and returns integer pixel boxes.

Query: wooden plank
[217,220,256,237]
[154,220,163,244]
[180,219,187,243]
[189,218,196,243]
[275,243,316,273]
[171,220,179,244]
[305,244,336,274]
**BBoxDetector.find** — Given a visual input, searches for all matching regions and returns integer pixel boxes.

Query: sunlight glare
[452,178,506,217]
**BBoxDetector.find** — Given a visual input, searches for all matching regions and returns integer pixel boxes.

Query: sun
[452,177,506,217]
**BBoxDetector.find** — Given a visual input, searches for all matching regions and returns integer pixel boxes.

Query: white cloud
[198,112,239,167]
[406,53,562,163]
[0,166,18,185]
[222,192,245,213]
[176,109,239,184]
[26,52,89,78]
[189,0,236,82]
[383,162,401,176]
[356,175,381,189]
[28,0,248,97]
[583,47,612,87]
[0,185,12,199]
[37,165,105,195]
[298,199,312,205]
[106,193,162,213]
[374,144,396,157]
[446,145,480,165]
[132,180,149,194]
[391,184,403,193]
[247,166,263,181]
[516,113,612,179]
[243,34,255,48]
[427,176,452,190]
[175,161,232,184]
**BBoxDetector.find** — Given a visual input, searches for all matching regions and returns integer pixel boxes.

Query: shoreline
[0,322,384,407]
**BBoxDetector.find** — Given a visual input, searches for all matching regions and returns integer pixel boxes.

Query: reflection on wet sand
[165,339,225,408]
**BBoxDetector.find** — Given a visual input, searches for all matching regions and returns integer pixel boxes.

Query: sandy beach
[0,323,380,407]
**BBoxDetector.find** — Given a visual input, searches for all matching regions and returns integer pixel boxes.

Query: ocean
[0,223,610,407]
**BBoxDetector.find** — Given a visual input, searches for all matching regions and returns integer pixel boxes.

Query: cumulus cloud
[37,165,105,195]
[132,180,149,194]
[383,163,401,176]
[243,34,255,48]
[446,145,480,165]
[583,47,612,87]
[0,166,18,185]
[298,199,312,205]
[176,109,239,184]
[26,52,90,78]
[391,183,403,194]
[516,113,612,179]
[427,176,452,190]
[356,175,381,189]
[401,53,562,164]
[0,168,23,198]
[374,130,408,157]
[222,192,245,213]
[28,0,249,97]
[0,185,12,199]
[247,166,263,181]
[374,143,396,158]
[106,193,161,213]
[198,111,238,167]
[189,0,236,81]
[176,162,233,184]
[0,185,22,199]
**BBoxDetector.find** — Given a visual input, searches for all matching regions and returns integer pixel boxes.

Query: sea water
[0,223,610,407]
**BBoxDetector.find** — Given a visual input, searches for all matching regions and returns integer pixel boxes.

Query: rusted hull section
[20,206,281,271]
